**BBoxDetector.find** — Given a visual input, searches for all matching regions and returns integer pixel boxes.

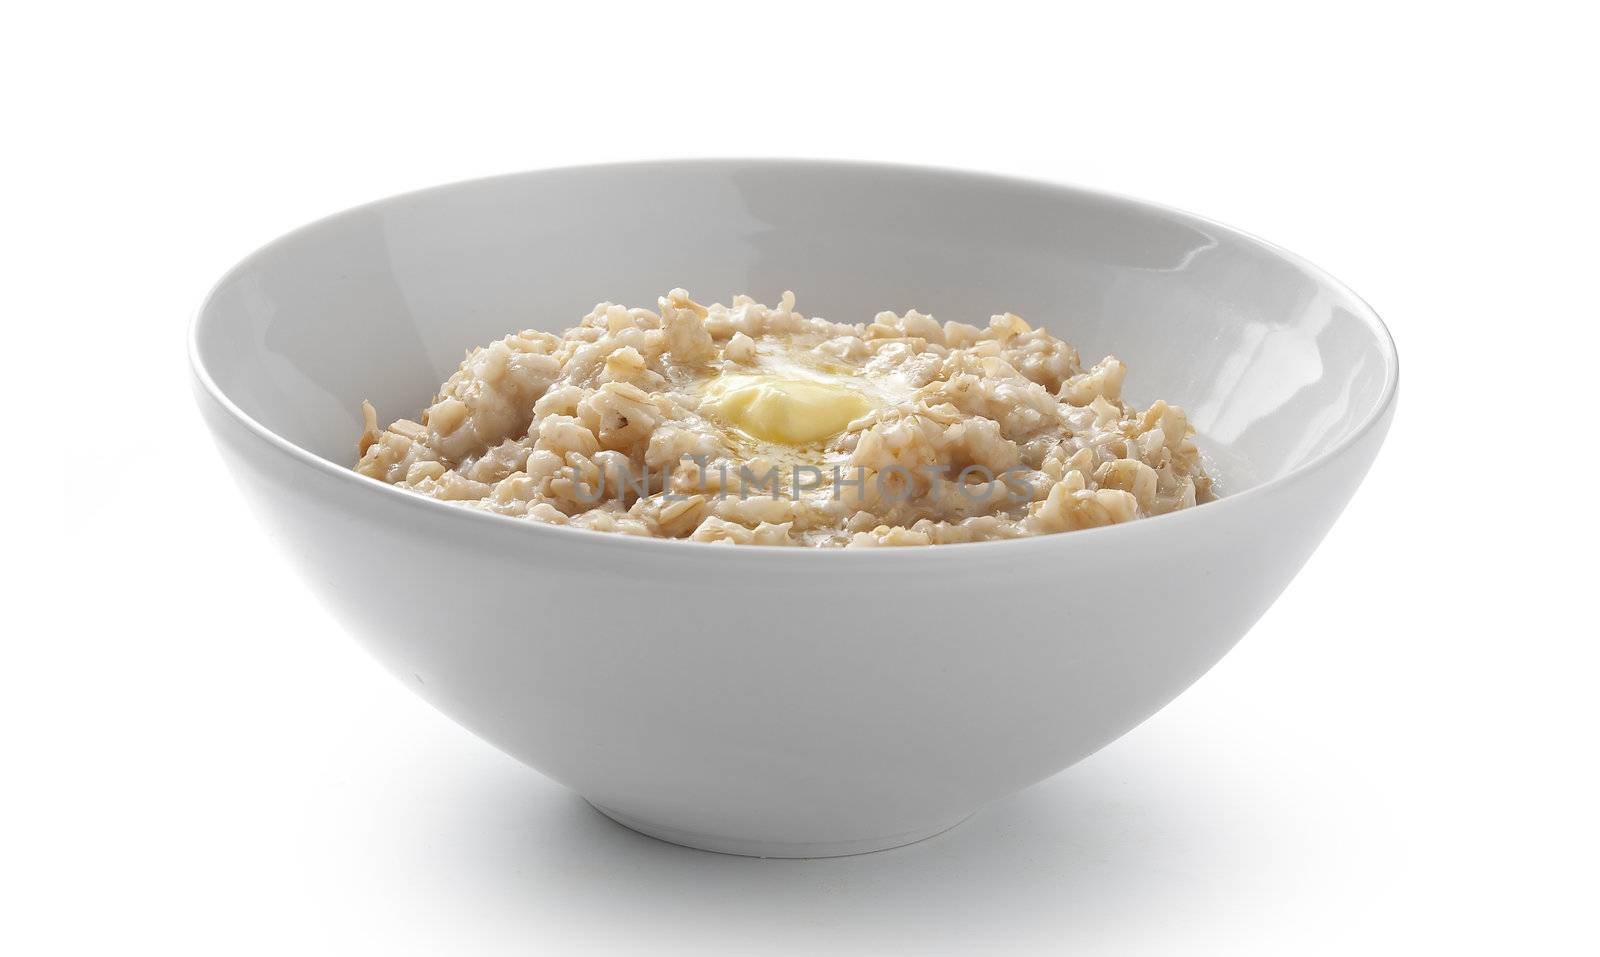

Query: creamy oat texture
[356,290,1214,546]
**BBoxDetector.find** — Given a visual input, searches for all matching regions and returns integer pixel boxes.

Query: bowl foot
[585,801,972,858]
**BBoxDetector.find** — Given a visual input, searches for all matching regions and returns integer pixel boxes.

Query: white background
[5,2,1597,954]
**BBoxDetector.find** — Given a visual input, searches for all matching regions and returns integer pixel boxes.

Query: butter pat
[702,372,874,445]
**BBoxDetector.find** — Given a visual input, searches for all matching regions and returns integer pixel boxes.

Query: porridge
[355,290,1214,546]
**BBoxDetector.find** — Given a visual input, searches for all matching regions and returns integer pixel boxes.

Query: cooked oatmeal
[355,290,1214,546]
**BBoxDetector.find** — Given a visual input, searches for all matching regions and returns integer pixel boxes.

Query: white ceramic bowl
[191,160,1397,857]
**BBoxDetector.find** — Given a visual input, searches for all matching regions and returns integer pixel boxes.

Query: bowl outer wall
[194,369,1393,848]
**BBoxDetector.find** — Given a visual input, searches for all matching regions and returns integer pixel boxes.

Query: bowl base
[586,801,972,858]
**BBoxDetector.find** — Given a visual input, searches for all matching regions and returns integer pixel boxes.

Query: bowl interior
[195,161,1395,493]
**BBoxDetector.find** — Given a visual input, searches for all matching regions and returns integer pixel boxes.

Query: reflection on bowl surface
[192,160,1396,856]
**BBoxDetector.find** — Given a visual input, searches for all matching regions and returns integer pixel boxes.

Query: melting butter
[701,372,874,446]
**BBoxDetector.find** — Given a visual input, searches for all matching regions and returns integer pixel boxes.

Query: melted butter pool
[701,373,874,446]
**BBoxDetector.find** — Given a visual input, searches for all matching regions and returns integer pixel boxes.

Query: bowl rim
[189,157,1399,559]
